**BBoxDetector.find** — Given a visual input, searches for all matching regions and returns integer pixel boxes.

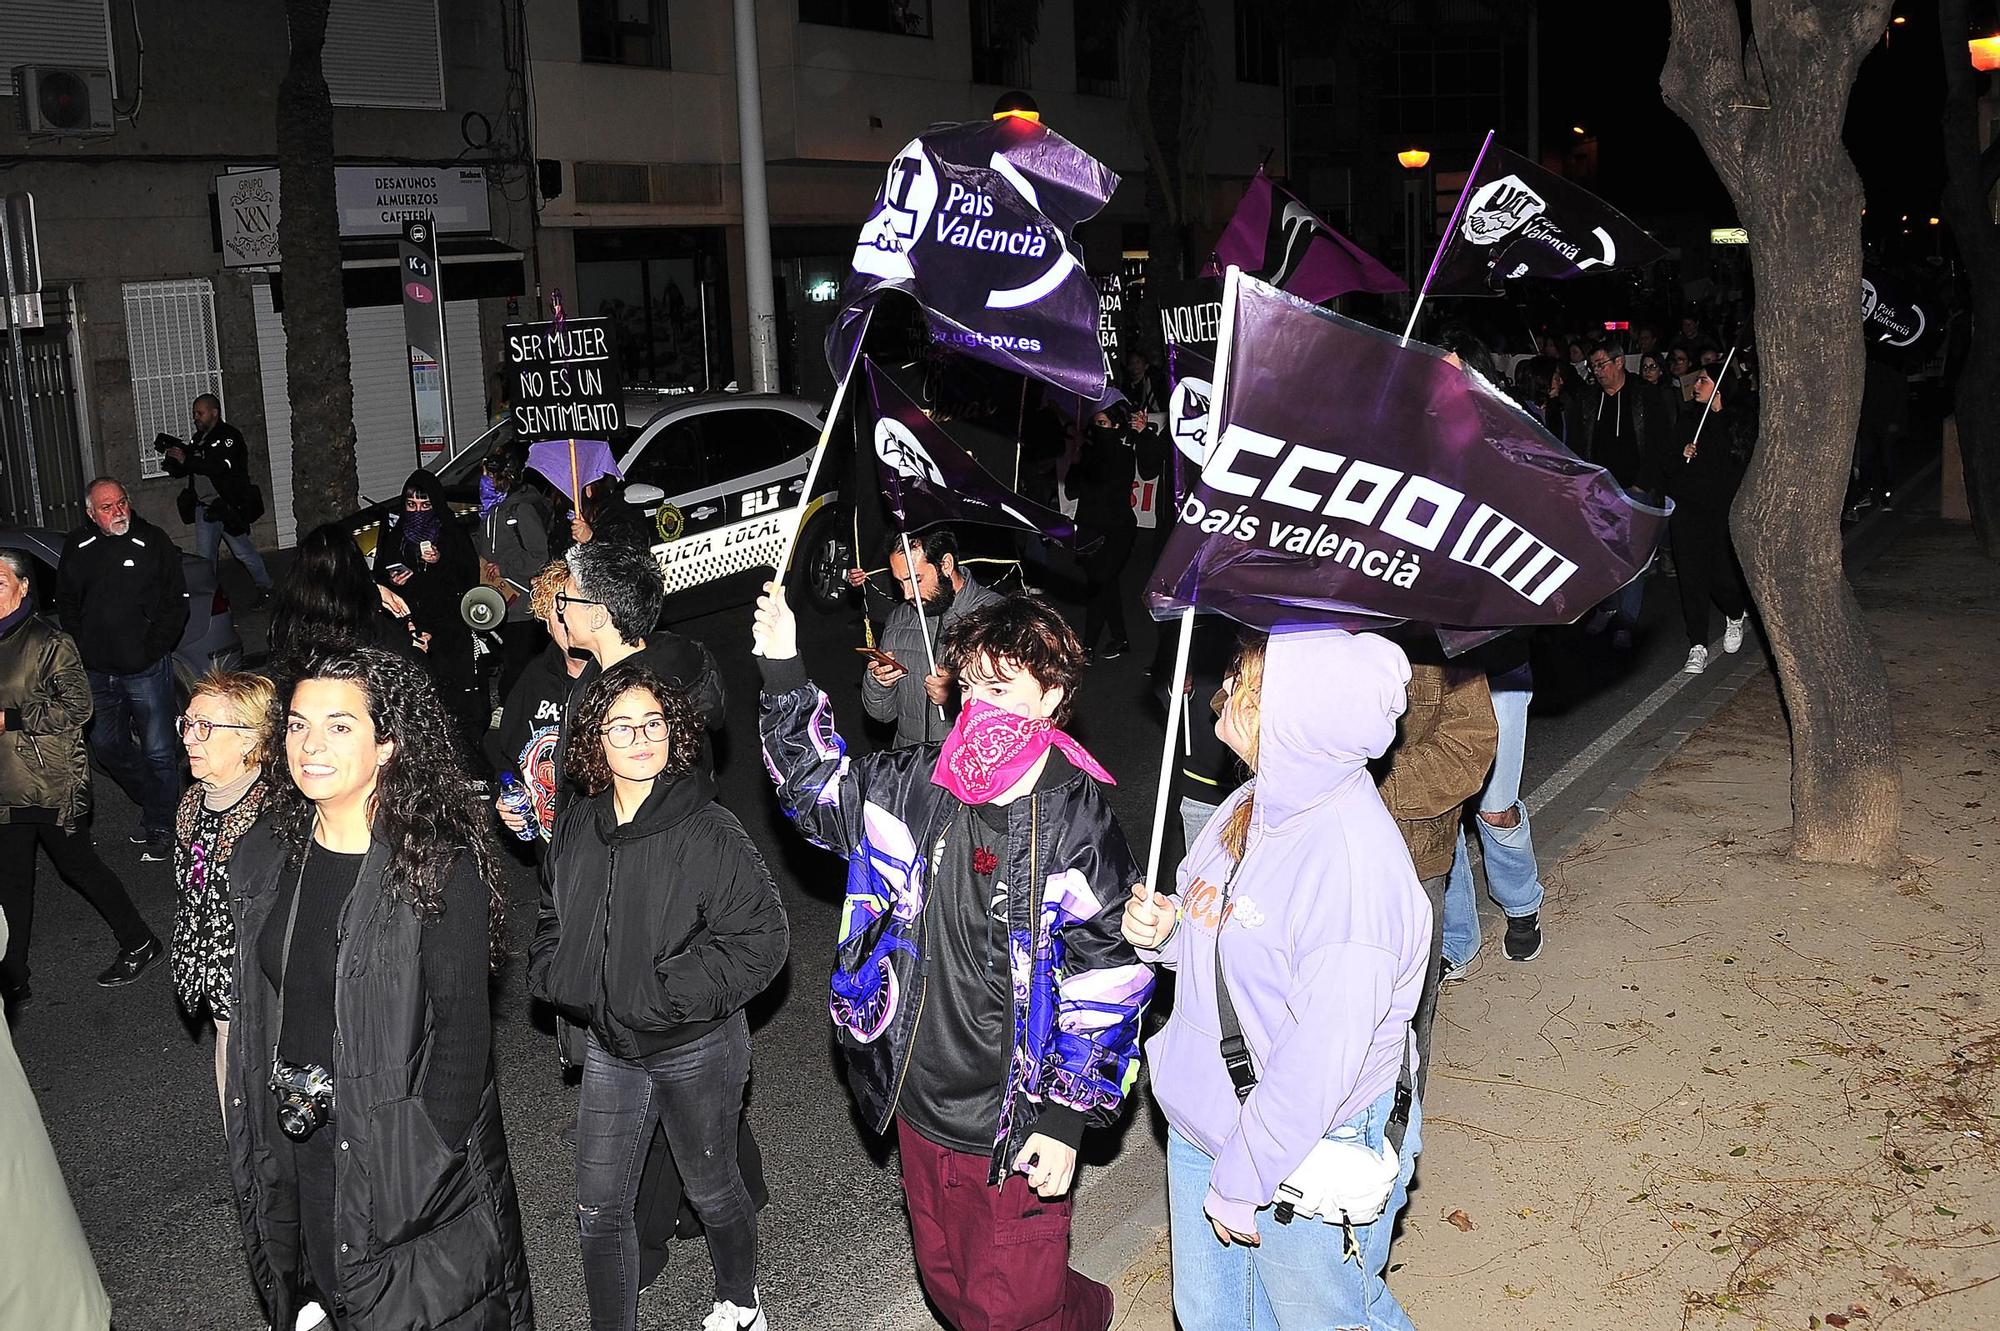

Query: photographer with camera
[159,394,271,605]
[223,648,532,1330]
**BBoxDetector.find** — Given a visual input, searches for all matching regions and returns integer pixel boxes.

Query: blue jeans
[86,655,183,837]
[1181,795,1220,849]
[1167,1086,1421,1330]
[576,1015,757,1327]
[1444,682,1545,967]
[194,502,271,590]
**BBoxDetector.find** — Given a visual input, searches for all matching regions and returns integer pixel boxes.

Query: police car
[611,392,850,614]
[379,390,851,618]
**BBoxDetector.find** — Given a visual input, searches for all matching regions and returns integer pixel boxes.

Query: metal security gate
[0,288,91,531]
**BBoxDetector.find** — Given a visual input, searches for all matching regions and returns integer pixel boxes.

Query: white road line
[1524,663,1704,816]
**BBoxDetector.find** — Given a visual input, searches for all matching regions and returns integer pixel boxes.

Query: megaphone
[461,585,507,630]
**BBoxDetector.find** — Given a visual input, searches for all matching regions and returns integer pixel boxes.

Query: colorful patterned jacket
[759,657,1154,1181]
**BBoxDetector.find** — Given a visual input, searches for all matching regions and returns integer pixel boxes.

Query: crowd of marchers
[0,312,1890,1331]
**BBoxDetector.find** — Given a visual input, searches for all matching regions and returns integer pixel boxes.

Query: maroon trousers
[897,1119,1113,1331]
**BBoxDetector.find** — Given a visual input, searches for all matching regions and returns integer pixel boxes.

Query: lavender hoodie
[1142,628,1432,1235]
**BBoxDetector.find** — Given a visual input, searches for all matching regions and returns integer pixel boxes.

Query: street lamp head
[1397,149,1431,170]
[1572,124,1588,136]
[992,90,1041,124]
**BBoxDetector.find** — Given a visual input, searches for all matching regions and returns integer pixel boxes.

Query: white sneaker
[1722,616,1746,654]
[702,1297,767,1331]
[1683,644,1710,675]
[295,1303,329,1331]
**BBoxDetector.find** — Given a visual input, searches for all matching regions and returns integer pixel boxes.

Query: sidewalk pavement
[1091,516,2000,1330]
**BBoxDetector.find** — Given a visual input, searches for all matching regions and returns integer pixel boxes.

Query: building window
[1384,36,1503,137]
[322,0,445,110]
[1074,0,1120,96]
[580,0,669,68]
[970,0,1028,87]
[0,0,114,83]
[798,0,930,38]
[1234,0,1281,86]
[122,280,224,481]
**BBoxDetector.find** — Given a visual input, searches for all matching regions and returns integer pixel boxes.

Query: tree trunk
[278,0,358,531]
[1661,0,1902,871]
[1938,0,2000,557]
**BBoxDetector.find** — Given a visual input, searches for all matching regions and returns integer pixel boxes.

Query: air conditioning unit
[13,66,115,137]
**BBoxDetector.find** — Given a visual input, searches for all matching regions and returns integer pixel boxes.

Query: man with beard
[861,527,1001,749]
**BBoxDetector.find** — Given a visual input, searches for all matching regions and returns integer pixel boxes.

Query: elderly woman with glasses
[529,659,788,1331]
[170,670,275,1112]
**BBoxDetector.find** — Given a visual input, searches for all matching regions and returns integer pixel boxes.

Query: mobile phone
[385,562,412,580]
[418,540,437,561]
[855,646,901,670]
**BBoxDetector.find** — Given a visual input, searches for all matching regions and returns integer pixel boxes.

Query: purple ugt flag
[864,360,1086,547]
[1211,169,1404,305]
[1147,272,1670,634]
[829,118,1119,401]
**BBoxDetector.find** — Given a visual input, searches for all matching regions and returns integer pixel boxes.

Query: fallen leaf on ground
[1445,1208,1474,1231]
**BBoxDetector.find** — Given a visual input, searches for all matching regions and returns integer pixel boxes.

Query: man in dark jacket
[161,394,271,601]
[58,478,189,858]
[1572,344,1670,645]
[475,445,552,700]
[856,527,1004,749]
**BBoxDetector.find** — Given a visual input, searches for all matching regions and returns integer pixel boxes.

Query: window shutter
[0,0,113,84]
[323,0,444,111]
[122,280,224,481]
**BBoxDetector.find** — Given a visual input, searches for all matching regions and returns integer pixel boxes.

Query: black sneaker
[1100,639,1128,660]
[140,835,172,863]
[97,935,163,987]
[1503,913,1543,962]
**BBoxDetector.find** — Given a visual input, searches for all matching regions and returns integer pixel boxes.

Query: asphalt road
[6,518,1859,1330]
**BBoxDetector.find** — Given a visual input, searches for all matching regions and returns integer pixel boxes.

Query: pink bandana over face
[932,699,1116,804]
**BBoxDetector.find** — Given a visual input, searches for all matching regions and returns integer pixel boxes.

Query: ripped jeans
[1166,1085,1422,1330]
[576,1015,757,1327]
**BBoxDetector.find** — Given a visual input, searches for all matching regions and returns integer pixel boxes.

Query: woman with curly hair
[222,647,533,1331]
[170,669,275,1112]
[529,661,788,1331]
[485,560,589,847]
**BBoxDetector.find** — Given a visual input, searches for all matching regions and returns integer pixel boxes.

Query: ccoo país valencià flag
[865,359,1086,547]
[1429,135,1666,294]
[829,118,1119,401]
[1210,168,1404,304]
[1147,271,1669,633]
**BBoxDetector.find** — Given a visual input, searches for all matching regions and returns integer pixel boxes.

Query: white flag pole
[1141,265,1243,892]
[1683,347,1736,463]
[1401,128,1496,346]
[755,311,873,657]
[900,529,949,725]
[1142,607,1198,891]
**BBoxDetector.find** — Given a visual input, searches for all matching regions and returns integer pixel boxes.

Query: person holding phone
[850,527,1001,750]
[373,470,483,746]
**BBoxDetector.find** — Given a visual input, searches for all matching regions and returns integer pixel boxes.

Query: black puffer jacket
[224,826,534,1331]
[0,614,93,830]
[527,767,789,1061]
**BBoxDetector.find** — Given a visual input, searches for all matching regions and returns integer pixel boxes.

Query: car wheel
[790,506,852,615]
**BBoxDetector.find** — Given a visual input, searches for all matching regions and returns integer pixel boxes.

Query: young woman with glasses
[170,670,275,1113]
[529,660,789,1331]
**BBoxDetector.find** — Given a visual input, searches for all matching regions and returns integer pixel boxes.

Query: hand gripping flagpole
[1683,347,1736,463]
[757,307,875,656]
[1141,266,1242,894]
[1401,129,1495,346]
[899,529,950,727]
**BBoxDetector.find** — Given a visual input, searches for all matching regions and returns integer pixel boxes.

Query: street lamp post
[1399,150,1430,314]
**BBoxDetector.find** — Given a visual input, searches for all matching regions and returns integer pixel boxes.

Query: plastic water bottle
[496,772,539,843]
